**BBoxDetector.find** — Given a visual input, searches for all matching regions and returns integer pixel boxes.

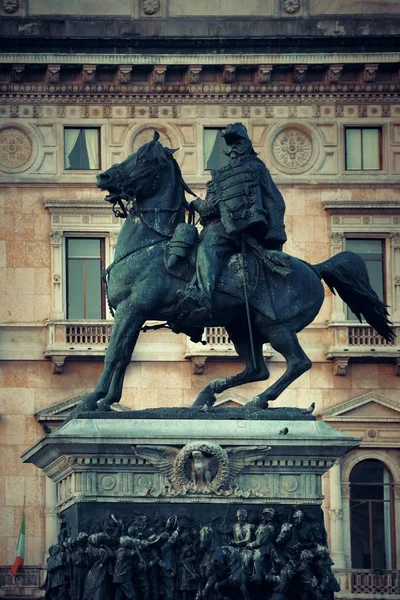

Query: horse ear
[153,130,160,141]
[166,148,179,155]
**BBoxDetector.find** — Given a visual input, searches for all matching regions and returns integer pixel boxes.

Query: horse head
[96,130,179,206]
[199,524,214,550]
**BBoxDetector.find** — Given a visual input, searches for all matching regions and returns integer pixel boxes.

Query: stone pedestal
[22,411,361,600]
[22,412,360,525]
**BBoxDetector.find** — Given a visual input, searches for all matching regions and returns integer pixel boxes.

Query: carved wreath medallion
[142,0,160,15]
[272,128,313,170]
[0,127,32,169]
[132,128,172,152]
[2,0,19,13]
[282,0,300,14]
[133,443,270,495]
[175,442,230,493]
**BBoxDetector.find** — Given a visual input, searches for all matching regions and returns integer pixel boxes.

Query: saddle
[165,223,291,322]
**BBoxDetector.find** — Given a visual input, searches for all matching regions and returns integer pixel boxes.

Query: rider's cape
[200,155,287,250]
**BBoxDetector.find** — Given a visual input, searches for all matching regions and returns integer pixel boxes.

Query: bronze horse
[74,132,394,414]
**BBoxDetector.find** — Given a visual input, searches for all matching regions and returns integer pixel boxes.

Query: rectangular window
[64,127,101,170]
[345,127,381,171]
[203,128,230,170]
[345,238,384,320]
[66,238,105,319]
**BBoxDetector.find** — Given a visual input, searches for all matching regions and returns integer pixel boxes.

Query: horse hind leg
[247,325,312,410]
[192,322,270,408]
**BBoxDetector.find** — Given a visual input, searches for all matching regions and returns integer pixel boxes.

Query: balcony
[326,323,400,376]
[335,569,400,597]
[185,326,273,374]
[0,566,45,598]
[44,322,271,374]
[44,320,113,373]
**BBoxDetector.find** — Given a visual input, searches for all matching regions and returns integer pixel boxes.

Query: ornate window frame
[45,198,121,320]
[319,393,400,587]
[322,199,400,375]
[43,199,121,372]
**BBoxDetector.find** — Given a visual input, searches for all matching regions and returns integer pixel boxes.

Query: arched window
[350,459,395,569]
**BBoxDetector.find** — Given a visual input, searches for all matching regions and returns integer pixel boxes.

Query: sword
[240,238,257,371]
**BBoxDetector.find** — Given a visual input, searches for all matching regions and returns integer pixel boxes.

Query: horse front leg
[73,300,144,414]
[96,306,146,411]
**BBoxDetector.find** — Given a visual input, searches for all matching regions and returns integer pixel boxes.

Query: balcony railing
[350,569,400,594]
[348,325,395,347]
[326,323,400,375]
[45,321,270,374]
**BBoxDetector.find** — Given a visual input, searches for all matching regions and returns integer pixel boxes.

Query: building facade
[0,1,400,597]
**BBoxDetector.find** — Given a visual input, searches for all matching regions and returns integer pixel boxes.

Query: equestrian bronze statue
[73,124,394,414]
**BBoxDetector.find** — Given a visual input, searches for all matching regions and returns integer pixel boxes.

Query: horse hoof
[246,396,269,411]
[97,400,112,412]
[72,394,99,414]
[192,391,215,408]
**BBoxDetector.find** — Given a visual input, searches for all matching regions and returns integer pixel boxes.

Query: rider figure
[177,123,286,319]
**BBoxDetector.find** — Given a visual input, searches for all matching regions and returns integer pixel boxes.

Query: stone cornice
[1,86,399,105]
[322,201,400,215]
[44,199,107,211]
[2,52,400,66]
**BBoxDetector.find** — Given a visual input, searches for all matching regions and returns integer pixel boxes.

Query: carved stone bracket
[50,230,63,245]
[222,65,236,84]
[326,64,343,83]
[11,64,25,83]
[151,66,167,85]
[46,65,60,84]
[255,65,273,83]
[185,65,202,84]
[191,356,207,375]
[363,64,379,83]
[51,356,66,375]
[293,65,308,83]
[82,65,97,83]
[282,0,301,14]
[333,358,349,376]
[117,65,132,84]
[391,232,400,247]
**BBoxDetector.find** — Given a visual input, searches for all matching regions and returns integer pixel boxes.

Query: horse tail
[313,251,395,342]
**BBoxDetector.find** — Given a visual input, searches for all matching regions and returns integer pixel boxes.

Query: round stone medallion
[0,126,33,170]
[281,475,299,493]
[100,474,116,491]
[132,128,173,152]
[272,127,313,170]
